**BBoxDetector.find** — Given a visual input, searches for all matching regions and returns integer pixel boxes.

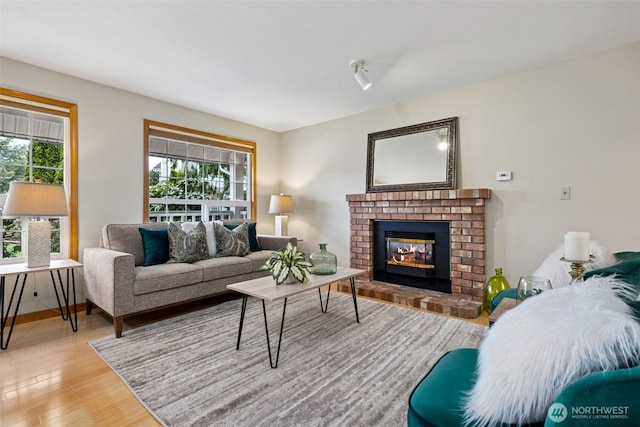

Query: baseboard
[8,303,87,325]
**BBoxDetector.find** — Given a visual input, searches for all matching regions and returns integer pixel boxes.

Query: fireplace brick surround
[345,189,491,319]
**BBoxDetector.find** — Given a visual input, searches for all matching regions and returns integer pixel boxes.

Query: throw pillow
[214,221,251,257]
[464,275,640,426]
[181,221,217,257]
[531,241,617,288]
[138,227,170,266]
[167,221,209,263]
[224,221,260,252]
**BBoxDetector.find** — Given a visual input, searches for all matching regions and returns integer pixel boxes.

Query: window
[0,88,78,263]
[144,120,256,223]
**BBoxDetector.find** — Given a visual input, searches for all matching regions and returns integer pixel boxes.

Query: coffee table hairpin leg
[349,277,360,323]
[234,276,360,369]
[234,296,289,369]
[318,278,359,322]
[318,285,330,312]
[261,298,287,369]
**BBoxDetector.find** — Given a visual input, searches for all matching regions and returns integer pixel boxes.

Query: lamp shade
[269,194,294,214]
[3,182,69,217]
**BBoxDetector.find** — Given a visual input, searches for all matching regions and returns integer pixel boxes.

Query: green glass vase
[484,268,511,313]
[309,243,337,275]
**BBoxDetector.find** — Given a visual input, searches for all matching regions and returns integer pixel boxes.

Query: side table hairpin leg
[0,275,28,350]
[50,268,78,332]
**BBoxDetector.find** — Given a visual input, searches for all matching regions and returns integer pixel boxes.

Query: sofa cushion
[133,262,203,295]
[195,256,253,281]
[214,222,251,257]
[244,250,273,272]
[139,227,170,266]
[168,222,209,263]
[103,222,168,266]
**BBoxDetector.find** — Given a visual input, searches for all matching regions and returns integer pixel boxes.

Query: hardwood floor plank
[0,310,158,426]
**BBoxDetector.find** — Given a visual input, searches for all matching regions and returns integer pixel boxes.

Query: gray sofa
[83,221,295,337]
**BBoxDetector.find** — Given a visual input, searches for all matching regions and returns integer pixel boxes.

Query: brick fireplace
[345,189,491,318]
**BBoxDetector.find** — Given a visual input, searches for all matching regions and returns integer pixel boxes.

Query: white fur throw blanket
[464,276,640,426]
[531,241,616,288]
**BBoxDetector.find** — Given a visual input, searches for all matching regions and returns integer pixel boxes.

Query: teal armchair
[407,348,640,427]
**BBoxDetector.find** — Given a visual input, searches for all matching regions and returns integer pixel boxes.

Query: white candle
[564,232,590,261]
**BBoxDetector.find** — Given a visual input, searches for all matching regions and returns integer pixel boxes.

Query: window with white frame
[145,120,256,223]
[0,89,78,263]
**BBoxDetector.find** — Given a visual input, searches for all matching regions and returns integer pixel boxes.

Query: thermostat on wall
[496,171,512,181]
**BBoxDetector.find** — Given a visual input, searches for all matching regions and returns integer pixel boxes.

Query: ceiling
[1,1,639,132]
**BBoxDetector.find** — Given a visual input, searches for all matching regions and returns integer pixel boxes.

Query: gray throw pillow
[214,222,251,257]
[167,221,209,263]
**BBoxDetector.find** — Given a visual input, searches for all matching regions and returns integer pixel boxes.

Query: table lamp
[3,182,69,267]
[269,193,294,237]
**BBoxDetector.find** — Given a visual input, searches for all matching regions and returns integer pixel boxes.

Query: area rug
[89,293,487,426]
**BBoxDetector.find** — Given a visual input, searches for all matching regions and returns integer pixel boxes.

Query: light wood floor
[0,289,488,426]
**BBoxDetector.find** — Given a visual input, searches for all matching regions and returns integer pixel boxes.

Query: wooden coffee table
[227,266,364,368]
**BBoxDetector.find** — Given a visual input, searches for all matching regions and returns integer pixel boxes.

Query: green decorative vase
[309,243,337,275]
[484,268,510,313]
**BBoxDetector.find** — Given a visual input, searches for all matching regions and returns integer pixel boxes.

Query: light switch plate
[496,171,512,181]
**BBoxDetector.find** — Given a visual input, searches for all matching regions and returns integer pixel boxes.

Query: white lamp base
[26,220,51,268]
[274,215,289,237]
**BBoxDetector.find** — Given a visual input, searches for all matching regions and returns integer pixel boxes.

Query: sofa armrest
[83,247,136,317]
[257,235,297,251]
[545,366,640,426]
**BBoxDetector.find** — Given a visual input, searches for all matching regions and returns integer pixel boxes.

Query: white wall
[281,43,640,287]
[0,57,282,314]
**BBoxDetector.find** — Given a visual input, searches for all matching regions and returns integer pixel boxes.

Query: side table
[488,297,516,327]
[1,259,82,350]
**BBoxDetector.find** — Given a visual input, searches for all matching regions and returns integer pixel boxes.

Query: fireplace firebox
[385,232,435,276]
[374,221,451,293]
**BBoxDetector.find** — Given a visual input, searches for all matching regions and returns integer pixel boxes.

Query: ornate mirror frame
[366,117,458,193]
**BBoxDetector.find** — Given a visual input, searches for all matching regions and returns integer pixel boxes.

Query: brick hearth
[346,189,491,319]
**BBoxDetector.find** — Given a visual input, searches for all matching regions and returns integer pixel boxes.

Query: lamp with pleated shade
[3,182,68,267]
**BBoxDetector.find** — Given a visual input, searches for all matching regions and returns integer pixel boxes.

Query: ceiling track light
[349,59,372,91]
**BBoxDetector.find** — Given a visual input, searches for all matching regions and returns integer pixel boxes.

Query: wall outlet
[560,186,571,200]
[496,171,512,181]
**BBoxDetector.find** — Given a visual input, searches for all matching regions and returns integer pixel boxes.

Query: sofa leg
[114,316,123,338]
[86,299,94,315]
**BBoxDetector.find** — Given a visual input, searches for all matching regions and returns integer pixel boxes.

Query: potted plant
[260,242,312,285]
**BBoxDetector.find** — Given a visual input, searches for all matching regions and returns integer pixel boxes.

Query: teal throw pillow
[167,221,209,263]
[215,222,251,257]
[139,227,170,266]
[224,221,260,252]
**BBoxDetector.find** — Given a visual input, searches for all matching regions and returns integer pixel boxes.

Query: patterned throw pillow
[224,222,261,252]
[167,221,209,263]
[214,222,251,257]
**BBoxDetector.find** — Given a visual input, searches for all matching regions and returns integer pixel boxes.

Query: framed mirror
[366,117,458,192]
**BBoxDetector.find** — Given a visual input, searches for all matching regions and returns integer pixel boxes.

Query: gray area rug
[90,292,487,426]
